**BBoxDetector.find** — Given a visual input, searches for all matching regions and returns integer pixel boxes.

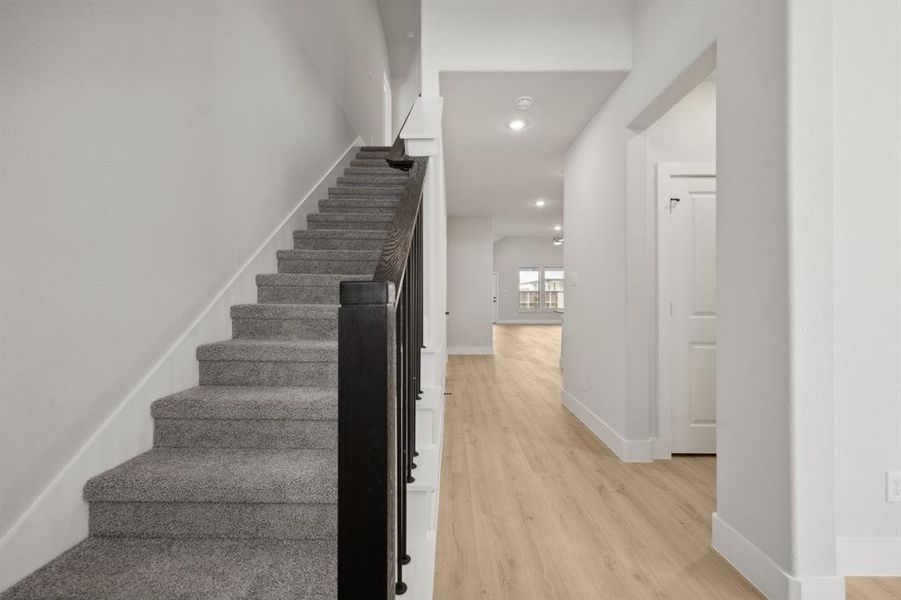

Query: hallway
[434,325,898,600]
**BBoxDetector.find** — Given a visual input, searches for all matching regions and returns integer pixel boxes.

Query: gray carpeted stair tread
[152,386,337,421]
[307,215,394,230]
[84,447,336,503]
[197,339,337,363]
[89,501,336,540]
[276,249,380,262]
[0,537,336,600]
[293,229,389,240]
[318,198,399,214]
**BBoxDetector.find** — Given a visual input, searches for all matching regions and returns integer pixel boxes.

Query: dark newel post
[338,280,397,600]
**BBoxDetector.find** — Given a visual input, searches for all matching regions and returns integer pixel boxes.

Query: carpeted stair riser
[293,230,388,251]
[84,447,336,504]
[256,273,369,304]
[277,259,377,275]
[318,198,399,214]
[344,166,402,177]
[154,418,336,449]
[231,304,338,341]
[307,213,395,230]
[199,361,336,387]
[89,502,335,540]
[152,386,338,421]
[350,158,395,168]
[197,340,337,387]
[337,175,407,186]
[0,537,337,600]
[328,187,403,199]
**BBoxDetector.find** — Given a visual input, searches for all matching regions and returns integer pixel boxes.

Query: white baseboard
[447,345,493,355]
[561,389,653,462]
[0,139,362,593]
[712,513,845,600]
[837,536,901,575]
[495,319,562,325]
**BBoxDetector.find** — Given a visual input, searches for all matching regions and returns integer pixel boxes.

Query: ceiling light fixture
[553,225,562,231]
[553,237,564,246]
[515,96,534,111]
[535,199,547,208]
[508,118,528,131]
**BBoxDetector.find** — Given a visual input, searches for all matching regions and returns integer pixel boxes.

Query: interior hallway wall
[563,1,843,597]
[447,217,493,354]
[833,0,901,576]
[493,236,564,325]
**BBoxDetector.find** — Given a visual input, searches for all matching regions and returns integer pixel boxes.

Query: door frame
[656,162,716,459]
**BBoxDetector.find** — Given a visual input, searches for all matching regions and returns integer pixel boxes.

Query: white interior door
[659,164,717,454]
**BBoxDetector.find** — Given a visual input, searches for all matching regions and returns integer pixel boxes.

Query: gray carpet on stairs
[1,146,401,599]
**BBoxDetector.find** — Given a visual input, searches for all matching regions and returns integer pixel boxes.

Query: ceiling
[440,71,626,235]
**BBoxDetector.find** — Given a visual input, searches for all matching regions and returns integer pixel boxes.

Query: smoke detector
[515,96,534,111]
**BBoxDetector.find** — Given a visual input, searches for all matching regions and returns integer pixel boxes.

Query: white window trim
[517,266,564,313]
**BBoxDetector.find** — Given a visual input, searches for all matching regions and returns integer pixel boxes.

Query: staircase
[1,147,408,600]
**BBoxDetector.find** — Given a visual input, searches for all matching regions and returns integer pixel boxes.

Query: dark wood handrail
[373,156,427,293]
[386,102,416,171]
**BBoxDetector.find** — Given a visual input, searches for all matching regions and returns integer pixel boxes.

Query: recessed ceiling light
[553,225,562,231]
[508,119,528,131]
[535,199,546,208]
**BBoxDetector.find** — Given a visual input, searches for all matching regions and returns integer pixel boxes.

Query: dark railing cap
[339,280,396,306]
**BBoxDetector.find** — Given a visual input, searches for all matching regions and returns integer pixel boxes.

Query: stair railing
[337,122,426,598]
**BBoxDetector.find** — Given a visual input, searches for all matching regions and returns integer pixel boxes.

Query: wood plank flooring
[434,324,900,599]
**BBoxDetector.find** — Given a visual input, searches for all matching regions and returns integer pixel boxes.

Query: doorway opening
[626,54,717,459]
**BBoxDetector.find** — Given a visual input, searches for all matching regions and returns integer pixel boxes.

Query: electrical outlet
[887,471,901,503]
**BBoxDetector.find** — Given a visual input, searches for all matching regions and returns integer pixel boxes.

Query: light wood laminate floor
[434,325,900,599]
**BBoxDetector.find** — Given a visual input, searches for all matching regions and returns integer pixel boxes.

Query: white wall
[833,0,901,576]
[563,1,845,597]
[446,217,493,354]
[0,0,388,587]
[493,236,564,324]
[278,0,391,146]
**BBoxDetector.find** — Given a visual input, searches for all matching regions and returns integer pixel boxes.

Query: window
[544,268,565,309]
[518,267,565,311]
[518,267,541,310]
